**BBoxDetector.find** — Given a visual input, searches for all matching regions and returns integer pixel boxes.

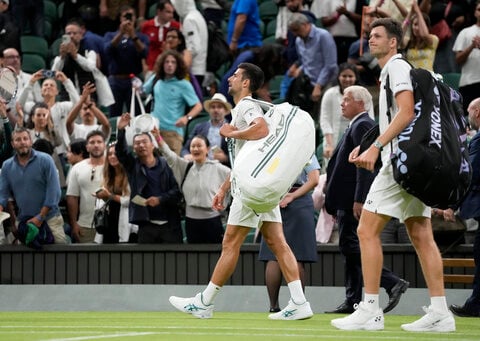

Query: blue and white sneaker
[268,299,313,320]
[169,293,214,319]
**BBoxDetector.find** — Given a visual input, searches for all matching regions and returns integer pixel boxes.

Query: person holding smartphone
[104,5,149,118]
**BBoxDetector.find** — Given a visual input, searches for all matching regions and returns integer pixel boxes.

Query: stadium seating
[21,35,49,60]
[259,1,278,24]
[441,72,461,91]
[21,54,46,74]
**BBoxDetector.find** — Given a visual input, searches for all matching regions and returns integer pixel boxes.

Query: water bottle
[130,74,143,94]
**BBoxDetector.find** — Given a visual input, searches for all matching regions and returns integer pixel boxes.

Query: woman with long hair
[94,142,137,243]
[402,0,439,71]
[26,102,66,187]
[320,63,374,159]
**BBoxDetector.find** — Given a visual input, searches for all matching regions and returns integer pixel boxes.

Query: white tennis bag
[120,88,160,146]
[231,99,315,213]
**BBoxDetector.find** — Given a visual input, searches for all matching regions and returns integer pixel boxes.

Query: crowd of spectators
[0,0,479,247]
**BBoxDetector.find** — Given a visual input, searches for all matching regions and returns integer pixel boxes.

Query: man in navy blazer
[325,85,408,314]
[181,93,231,167]
[452,97,480,317]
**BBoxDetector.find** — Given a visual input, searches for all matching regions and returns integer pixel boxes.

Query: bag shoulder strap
[181,162,194,189]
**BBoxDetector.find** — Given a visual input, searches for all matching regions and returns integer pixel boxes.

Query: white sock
[430,296,449,313]
[364,293,380,312]
[201,281,221,305]
[288,279,306,305]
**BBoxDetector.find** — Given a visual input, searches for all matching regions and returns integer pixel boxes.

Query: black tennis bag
[386,64,472,209]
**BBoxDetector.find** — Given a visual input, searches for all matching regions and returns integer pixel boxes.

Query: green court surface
[0,312,478,341]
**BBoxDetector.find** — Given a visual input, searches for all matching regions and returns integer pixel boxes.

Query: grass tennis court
[0,312,478,340]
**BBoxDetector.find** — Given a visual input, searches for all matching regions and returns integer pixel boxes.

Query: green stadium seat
[441,73,461,91]
[21,54,46,74]
[148,3,157,19]
[259,1,278,24]
[268,74,284,100]
[44,0,57,23]
[57,1,64,18]
[185,113,211,140]
[21,35,49,60]
[262,35,276,44]
[49,37,62,59]
[264,19,277,38]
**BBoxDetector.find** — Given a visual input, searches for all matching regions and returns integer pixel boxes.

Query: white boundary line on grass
[40,332,155,341]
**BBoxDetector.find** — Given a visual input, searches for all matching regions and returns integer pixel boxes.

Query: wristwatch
[186,115,192,121]
[373,139,383,151]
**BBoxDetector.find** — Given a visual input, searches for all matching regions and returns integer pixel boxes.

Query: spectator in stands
[0,127,68,244]
[52,18,114,108]
[94,142,138,243]
[66,82,111,141]
[398,0,439,71]
[156,130,230,243]
[368,0,414,22]
[452,97,480,317]
[26,102,66,188]
[315,0,367,64]
[259,155,320,313]
[66,130,107,243]
[422,0,470,74]
[10,0,44,37]
[164,27,204,101]
[1,48,42,121]
[286,13,338,116]
[104,5,149,118]
[17,70,80,173]
[66,138,88,168]
[0,0,20,54]
[142,50,202,155]
[453,0,480,114]
[219,43,286,104]
[325,85,408,314]
[141,0,181,79]
[172,0,209,87]
[277,0,316,100]
[181,93,231,166]
[115,112,183,244]
[61,1,102,37]
[226,0,263,55]
[320,63,374,160]
[99,0,147,35]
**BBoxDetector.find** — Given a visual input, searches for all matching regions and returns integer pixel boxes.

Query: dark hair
[155,49,187,80]
[166,27,186,52]
[86,130,105,143]
[69,138,89,159]
[191,134,210,148]
[32,138,54,155]
[156,0,172,11]
[238,62,264,92]
[133,132,153,142]
[370,18,403,49]
[27,102,50,129]
[337,62,359,92]
[66,17,85,28]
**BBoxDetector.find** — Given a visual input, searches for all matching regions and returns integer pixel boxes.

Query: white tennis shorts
[227,196,282,228]
[363,160,431,223]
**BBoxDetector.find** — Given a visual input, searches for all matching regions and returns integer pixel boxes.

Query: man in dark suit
[451,97,480,317]
[325,85,408,314]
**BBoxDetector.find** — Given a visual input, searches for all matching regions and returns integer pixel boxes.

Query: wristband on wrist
[231,38,238,43]
[35,214,45,222]
[156,135,163,143]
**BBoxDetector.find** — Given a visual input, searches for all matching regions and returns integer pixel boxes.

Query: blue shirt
[296,25,338,87]
[103,31,149,75]
[0,150,61,221]
[295,155,321,185]
[227,0,262,49]
[143,75,200,135]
